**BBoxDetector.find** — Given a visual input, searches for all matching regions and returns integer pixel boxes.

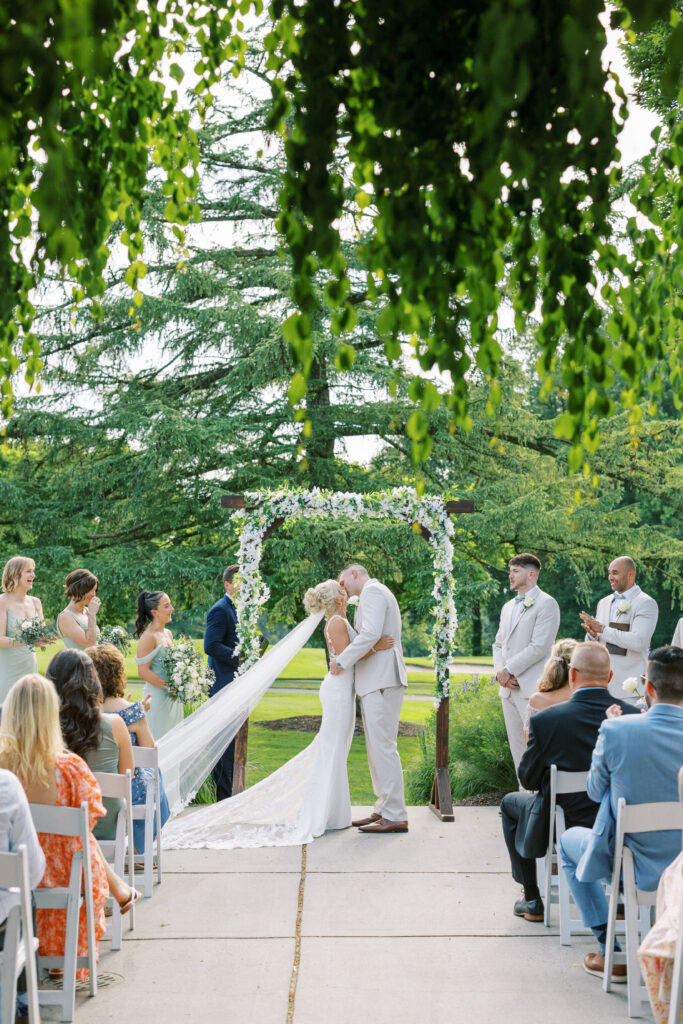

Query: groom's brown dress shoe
[358,817,408,833]
[352,812,382,827]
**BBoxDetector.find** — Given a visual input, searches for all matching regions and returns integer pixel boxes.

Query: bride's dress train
[162,620,356,850]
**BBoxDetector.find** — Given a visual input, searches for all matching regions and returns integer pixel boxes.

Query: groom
[330,564,408,833]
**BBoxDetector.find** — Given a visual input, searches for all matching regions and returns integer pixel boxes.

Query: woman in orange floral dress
[0,673,136,979]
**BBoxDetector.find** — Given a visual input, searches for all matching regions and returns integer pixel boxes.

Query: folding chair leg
[625,898,642,1016]
[156,794,163,886]
[603,884,619,994]
[558,863,572,946]
[62,891,79,1022]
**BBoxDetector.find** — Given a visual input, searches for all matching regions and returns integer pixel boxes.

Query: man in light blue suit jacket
[559,645,683,983]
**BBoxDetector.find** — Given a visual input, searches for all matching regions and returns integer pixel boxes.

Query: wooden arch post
[221,493,474,821]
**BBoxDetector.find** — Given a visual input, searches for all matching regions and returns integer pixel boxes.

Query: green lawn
[244,729,422,804]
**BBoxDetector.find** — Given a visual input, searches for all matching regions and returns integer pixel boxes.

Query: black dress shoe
[513,896,544,921]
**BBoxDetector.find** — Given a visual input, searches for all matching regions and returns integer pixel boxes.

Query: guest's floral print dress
[36,752,109,980]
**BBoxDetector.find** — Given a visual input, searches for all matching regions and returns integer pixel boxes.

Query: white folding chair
[604,798,680,1017]
[29,801,98,1022]
[130,746,163,898]
[540,765,594,944]
[0,845,40,1024]
[92,770,135,948]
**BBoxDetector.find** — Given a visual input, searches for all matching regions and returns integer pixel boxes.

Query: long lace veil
[157,611,323,816]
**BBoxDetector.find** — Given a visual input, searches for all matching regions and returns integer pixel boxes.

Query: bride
[162,579,394,849]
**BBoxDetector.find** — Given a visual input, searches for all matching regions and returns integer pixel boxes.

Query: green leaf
[288,372,307,405]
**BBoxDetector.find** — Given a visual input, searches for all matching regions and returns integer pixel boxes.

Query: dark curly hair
[85,643,127,699]
[46,649,103,760]
[135,590,165,637]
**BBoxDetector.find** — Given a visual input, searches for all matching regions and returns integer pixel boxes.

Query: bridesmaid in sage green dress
[0,556,42,703]
[134,590,184,740]
[56,568,101,650]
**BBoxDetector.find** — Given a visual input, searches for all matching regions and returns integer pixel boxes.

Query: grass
[245,729,422,805]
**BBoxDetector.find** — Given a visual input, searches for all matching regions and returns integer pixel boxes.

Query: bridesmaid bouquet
[14,616,57,651]
[162,638,212,705]
[98,625,133,654]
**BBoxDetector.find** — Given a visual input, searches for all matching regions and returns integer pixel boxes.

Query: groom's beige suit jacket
[335,579,407,698]
[492,587,560,698]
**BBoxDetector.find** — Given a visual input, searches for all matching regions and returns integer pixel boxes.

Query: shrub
[405,675,517,803]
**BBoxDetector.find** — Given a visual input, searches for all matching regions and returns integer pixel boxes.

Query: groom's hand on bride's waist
[329,658,343,675]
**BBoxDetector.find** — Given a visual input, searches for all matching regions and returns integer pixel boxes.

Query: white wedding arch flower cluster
[230,486,459,703]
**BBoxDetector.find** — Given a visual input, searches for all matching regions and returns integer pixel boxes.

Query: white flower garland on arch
[231,487,458,704]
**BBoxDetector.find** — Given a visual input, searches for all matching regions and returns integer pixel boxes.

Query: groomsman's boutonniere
[522,595,535,611]
[622,675,645,700]
[616,599,630,616]
[347,595,359,606]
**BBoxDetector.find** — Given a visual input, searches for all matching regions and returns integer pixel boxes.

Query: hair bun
[303,587,325,615]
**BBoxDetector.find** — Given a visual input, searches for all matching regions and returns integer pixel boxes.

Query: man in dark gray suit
[204,565,240,800]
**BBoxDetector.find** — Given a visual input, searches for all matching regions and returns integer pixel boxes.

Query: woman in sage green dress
[0,556,43,703]
[134,590,184,740]
[46,648,136,842]
[56,568,101,650]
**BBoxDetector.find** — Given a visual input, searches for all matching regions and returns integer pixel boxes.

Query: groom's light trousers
[361,685,407,822]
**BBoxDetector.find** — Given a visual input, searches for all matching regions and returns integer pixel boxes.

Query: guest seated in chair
[87,642,170,853]
[501,644,638,922]
[558,645,683,983]
[0,765,45,1020]
[639,842,683,1024]
[46,648,135,843]
[0,674,139,982]
[523,637,579,741]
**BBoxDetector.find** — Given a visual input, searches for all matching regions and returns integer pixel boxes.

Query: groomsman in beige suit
[493,553,560,775]
[580,556,658,703]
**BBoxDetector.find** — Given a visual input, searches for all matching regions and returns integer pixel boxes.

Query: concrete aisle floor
[68,807,651,1024]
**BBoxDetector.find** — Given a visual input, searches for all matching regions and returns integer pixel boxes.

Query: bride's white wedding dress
[162,616,356,849]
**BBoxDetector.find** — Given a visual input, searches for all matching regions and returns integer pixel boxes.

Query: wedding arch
[221,486,475,821]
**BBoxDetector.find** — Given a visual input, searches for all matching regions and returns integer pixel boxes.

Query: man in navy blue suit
[204,565,240,800]
[559,645,683,982]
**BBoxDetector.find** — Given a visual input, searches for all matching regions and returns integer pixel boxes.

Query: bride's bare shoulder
[326,615,349,643]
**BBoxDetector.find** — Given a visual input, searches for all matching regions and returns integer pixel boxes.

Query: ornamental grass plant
[406,675,517,803]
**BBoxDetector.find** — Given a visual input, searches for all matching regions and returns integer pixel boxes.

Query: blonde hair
[303,579,344,617]
[537,638,579,693]
[0,674,64,788]
[2,556,35,593]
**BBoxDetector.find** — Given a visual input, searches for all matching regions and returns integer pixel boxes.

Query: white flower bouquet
[98,625,133,654]
[161,638,213,705]
[13,616,57,651]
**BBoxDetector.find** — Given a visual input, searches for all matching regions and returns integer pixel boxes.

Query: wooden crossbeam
[221,494,475,513]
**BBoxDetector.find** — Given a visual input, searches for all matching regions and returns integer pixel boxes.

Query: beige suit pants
[360,685,407,822]
[500,688,529,778]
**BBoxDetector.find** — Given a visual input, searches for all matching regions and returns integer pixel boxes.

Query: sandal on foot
[117,887,142,915]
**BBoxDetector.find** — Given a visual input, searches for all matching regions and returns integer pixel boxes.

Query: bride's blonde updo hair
[303,579,344,617]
